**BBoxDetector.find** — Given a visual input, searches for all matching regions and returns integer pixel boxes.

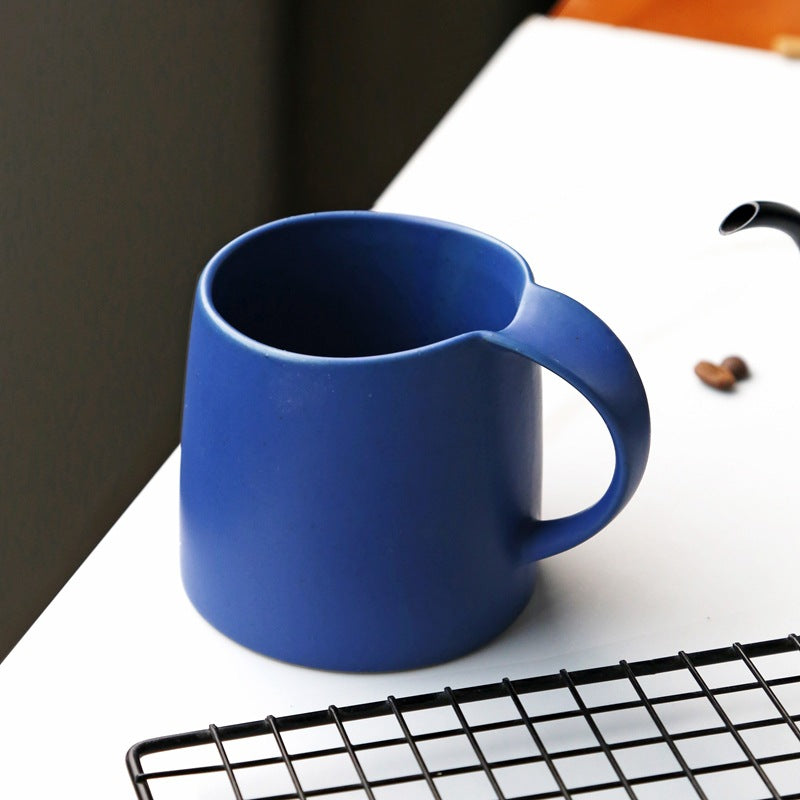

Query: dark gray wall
[0,1,552,662]
[0,1,284,659]
[285,1,545,212]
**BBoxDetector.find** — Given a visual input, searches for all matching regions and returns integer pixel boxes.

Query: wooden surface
[552,0,800,51]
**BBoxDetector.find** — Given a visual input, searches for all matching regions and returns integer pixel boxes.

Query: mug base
[183,567,537,673]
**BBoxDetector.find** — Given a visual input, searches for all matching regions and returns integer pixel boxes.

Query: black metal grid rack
[127,633,800,799]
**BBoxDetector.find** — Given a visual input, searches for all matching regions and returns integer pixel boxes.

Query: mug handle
[482,283,650,561]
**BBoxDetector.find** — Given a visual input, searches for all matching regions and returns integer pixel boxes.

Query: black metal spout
[720,201,800,249]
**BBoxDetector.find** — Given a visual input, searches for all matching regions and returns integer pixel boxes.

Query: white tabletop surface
[2,15,800,798]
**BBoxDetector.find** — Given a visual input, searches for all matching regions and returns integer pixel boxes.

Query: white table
[3,15,800,798]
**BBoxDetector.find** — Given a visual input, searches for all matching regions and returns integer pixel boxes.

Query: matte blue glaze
[180,212,650,672]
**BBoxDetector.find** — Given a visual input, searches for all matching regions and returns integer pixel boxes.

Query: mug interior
[208,213,527,358]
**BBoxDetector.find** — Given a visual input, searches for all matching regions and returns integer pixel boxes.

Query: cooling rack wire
[128,633,800,799]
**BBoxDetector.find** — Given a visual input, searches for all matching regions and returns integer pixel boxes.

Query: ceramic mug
[180,211,650,671]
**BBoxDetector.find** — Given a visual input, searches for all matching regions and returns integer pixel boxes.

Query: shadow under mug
[180,211,650,672]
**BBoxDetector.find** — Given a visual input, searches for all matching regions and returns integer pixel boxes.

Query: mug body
[180,212,542,671]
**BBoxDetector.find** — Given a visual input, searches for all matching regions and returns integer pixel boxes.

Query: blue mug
[180,211,650,671]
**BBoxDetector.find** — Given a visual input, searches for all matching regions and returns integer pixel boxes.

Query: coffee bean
[694,360,736,390]
[721,355,749,380]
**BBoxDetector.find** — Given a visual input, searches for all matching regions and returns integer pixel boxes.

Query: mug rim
[198,210,534,363]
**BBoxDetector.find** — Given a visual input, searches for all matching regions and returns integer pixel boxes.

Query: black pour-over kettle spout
[720,201,800,249]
